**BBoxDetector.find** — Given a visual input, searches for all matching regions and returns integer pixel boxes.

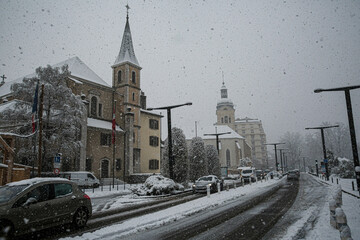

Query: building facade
[0,10,162,182]
[216,82,268,168]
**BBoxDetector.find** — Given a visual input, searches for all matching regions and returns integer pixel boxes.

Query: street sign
[54,168,60,175]
[54,155,61,169]
[324,159,328,163]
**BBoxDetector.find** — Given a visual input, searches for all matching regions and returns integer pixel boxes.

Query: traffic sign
[54,168,60,175]
[324,159,328,163]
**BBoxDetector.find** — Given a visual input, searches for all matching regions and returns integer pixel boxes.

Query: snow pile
[130,175,184,196]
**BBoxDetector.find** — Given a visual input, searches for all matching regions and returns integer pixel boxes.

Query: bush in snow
[131,175,184,196]
[330,157,355,178]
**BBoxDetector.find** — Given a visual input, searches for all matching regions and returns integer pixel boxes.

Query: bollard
[352,181,355,191]
[226,183,229,191]
[329,199,337,228]
[340,225,352,240]
[207,184,210,197]
[242,178,244,187]
[332,177,334,183]
[217,182,221,193]
[335,208,347,230]
[233,181,236,189]
[337,178,339,184]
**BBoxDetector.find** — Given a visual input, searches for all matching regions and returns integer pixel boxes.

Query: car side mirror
[22,197,38,207]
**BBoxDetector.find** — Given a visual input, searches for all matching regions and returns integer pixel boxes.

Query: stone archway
[101,159,110,178]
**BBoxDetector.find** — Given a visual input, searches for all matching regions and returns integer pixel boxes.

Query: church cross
[0,74,6,83]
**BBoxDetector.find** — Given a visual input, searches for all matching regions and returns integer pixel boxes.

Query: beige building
[0,11,162,182]
[216,81,268,168]
[201,125,252,173]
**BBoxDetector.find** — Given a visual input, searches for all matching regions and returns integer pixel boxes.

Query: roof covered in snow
[0,56,110,98]
[200,125,244,140]
[113,16,140,68]
[87,117,123,132]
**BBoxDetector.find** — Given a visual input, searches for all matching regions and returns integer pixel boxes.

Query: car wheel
[73,208,88,228]
[0,220,14,239]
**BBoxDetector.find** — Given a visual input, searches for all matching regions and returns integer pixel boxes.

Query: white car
[59,172,100,188]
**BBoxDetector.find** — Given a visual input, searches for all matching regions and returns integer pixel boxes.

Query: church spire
[113,4,140,68]
[220,72,228,99]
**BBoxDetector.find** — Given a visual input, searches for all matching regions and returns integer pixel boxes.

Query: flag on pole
[32,82,39,133]
[112,103,116,144]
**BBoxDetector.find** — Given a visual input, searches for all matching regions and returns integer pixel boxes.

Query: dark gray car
[0,178,92,238]
[192,175,223,193]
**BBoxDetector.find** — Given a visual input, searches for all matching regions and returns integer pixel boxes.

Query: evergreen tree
[161,127,188,183]
[205,145,220,177]
[188,137,207,181]
[1,65,84,171]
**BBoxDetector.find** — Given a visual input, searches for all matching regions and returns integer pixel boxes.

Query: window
[91,96,97,116]
[132,92,135,101]
[100,133,111,146]
[117,70,122,83]
[229,117,231,123]
[54,183,72,198]
[132,71,136,83]
[149,136,159,147]
[226,149,231,167]
[149,119,159,129]
[86,158,92,171]
[149,159,159,170]
[116,158,121,170]
[221,117,224,123]
[225,116,228,123]
[29,184,51,202]
[98,103,102,117]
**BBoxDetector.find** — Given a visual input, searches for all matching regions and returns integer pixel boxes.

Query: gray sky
[1,0,360,144]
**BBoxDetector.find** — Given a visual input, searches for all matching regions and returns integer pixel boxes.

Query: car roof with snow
[6,177,71,187]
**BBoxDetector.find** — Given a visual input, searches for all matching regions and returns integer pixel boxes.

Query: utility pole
[265,143,285,171]
[315,85,360,194]
[147,102,192,179]
[37,84,44,177]
[204,127,231,154]
[306,125,339,181]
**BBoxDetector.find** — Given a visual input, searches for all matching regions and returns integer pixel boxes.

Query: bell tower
[112,4,142,174]
[216,79,235,126]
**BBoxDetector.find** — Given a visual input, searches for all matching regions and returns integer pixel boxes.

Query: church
[0,8,162,182]
[216,81,268,168]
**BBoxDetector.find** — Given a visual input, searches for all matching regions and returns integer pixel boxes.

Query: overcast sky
[1,0,360,144]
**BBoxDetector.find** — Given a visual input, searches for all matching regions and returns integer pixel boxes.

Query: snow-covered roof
[200,125,244,140]
[113,17,140,68]
[0,56,110,98]
[217,98,234,107]
[0,99,29,113]
[87,117,123,132]
[235,117,261,123]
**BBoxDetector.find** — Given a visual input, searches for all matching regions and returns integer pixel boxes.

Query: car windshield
[0,185,29,204]
[243,170,253,174]
[198,177,212,181]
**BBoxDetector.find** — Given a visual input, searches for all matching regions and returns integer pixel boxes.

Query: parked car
[0,178,92,238]
[287,170,299,181]
[59,171,100,188]
[193,175,223,193]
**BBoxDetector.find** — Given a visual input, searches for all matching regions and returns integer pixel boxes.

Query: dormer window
[132,71,136,84]
[117,70,122,84]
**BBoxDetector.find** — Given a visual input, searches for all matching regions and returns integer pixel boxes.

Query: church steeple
[113,4,140,68]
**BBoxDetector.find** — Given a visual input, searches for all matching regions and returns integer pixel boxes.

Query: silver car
[0,178,92,238]
[193,175,223,193]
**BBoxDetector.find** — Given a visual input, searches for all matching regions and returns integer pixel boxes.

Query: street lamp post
[204,127,231,154]
[265,143,285,171]
[314,85,360,194]
[278,149,287,173]
[147,102,192,180]
[305,125,339,181]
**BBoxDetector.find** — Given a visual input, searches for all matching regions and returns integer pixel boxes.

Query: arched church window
[117,70,122,84]
[225,116,228,123]
[132,92,135,101]
[132,71,136,84]
[226,149,231,166]
[91,96,97,116]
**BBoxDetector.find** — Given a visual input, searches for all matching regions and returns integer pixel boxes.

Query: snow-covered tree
[239,157,252,167]
[1,65,84,171]
[161,127,188,183]
[205,145,220,177]
[188,137,207,181]
[280,131,304,170]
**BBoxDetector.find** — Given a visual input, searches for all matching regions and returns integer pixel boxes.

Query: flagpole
[32,80,39,178]
[112,100,116,188]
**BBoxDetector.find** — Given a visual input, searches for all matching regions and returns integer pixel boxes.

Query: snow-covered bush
[330,157,355,178]
[131,175,184,196]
